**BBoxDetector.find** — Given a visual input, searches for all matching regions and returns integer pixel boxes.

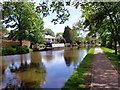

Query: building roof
[44,35,55,39]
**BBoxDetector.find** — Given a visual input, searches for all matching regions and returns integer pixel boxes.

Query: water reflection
[1,47,88,89]
[64,47,79,67]
[42,51,55,62]
[2,52,46,89]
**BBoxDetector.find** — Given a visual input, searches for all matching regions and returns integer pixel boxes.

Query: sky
[33,0,82,35]
[43,6,82,34]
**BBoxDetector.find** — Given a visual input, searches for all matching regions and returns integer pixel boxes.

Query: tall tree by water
[63,26,72,44]
[77,2,120,54]
[2,2,44,46]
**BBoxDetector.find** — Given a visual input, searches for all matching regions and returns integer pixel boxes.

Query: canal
[1,47,88,89]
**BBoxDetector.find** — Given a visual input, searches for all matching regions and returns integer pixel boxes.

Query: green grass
[101,47,120,73]
[62,48,95,90]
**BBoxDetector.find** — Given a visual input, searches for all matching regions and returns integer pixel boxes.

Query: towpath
[91,47,119,90]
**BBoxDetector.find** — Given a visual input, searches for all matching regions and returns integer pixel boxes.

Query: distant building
[44,35,56,44]
[56,34,63,40]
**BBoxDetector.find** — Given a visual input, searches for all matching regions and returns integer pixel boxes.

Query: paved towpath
[91,47,119,90]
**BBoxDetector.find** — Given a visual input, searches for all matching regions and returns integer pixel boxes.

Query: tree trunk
[114,39,117,54]
[30,42,33,49]
[109,26,117,54]
[19,39,22,46]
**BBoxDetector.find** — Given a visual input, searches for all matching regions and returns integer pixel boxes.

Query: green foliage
[16,45,29,54]
[62,48,95,89]
[2,47,16,55]
[63,26,72,43]
[36,1,70,24]
[102,47,120,72]
[56,32,63,36]
[76,37,86,45]
[80,2,120,54]
[71,29,79,43]
[2,45,30,55]
[63,26,79,44]
[59,38,66,43]
[45,28,55,36]
[2,2,44,45]
[0,26,8,34]
[56,38,66,43]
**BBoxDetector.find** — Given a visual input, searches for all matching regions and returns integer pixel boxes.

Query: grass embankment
[102,47,120,73]
[62,48,95,90]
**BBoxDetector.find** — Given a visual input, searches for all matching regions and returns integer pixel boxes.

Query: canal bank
[62,48,95,89]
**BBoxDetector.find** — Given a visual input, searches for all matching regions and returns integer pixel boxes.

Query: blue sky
[43,6,82,34]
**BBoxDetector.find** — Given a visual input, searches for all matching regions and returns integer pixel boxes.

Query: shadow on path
[91,47,119,90]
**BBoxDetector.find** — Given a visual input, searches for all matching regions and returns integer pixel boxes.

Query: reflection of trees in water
[64,48,79,67]
[43,51,54,62]
[7,52,46,88]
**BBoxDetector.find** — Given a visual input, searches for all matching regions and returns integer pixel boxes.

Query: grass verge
[101,47,120,73]
[62,48,95,90]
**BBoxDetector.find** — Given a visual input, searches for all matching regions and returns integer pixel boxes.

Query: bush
[2,47,16,55]
[16,45,29,54]
[2,45,30,56]
[118,55,120,59]
[59,38,66,43]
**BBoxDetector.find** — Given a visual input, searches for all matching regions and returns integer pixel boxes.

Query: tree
[79,2,120,54]
[27,11,44,47]
[2,2,44,46]
[0,25,8,40]
[45,28,55,36]
[36,0,70,25]
[0,25,8,34]
[63,25,79,44]
[56,32,63,37]
[63,26,73,43]
[71,28,79,43]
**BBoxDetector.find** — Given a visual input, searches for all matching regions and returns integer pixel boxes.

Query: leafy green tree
[56,32,63,37]
[63,26,73,43]
[0,25,8,34]
[36,0,70,25]
[0,25,8,40]
[79,2,120,54]
[2,2,44,47]
[45,28,55,36]
[63,26,79,44]
[27,11,44,47]
[71,29,79,43]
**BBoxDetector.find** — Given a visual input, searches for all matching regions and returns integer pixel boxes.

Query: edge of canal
[62,47,95,89]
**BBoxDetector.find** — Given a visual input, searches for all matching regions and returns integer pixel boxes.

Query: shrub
[2,47,16,55]
[59,38,66,43]
[16,45,29,54]
[118,54,120,59]
[2,45,30,55]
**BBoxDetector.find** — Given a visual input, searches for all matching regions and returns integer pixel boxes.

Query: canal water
[0,47,88,89]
